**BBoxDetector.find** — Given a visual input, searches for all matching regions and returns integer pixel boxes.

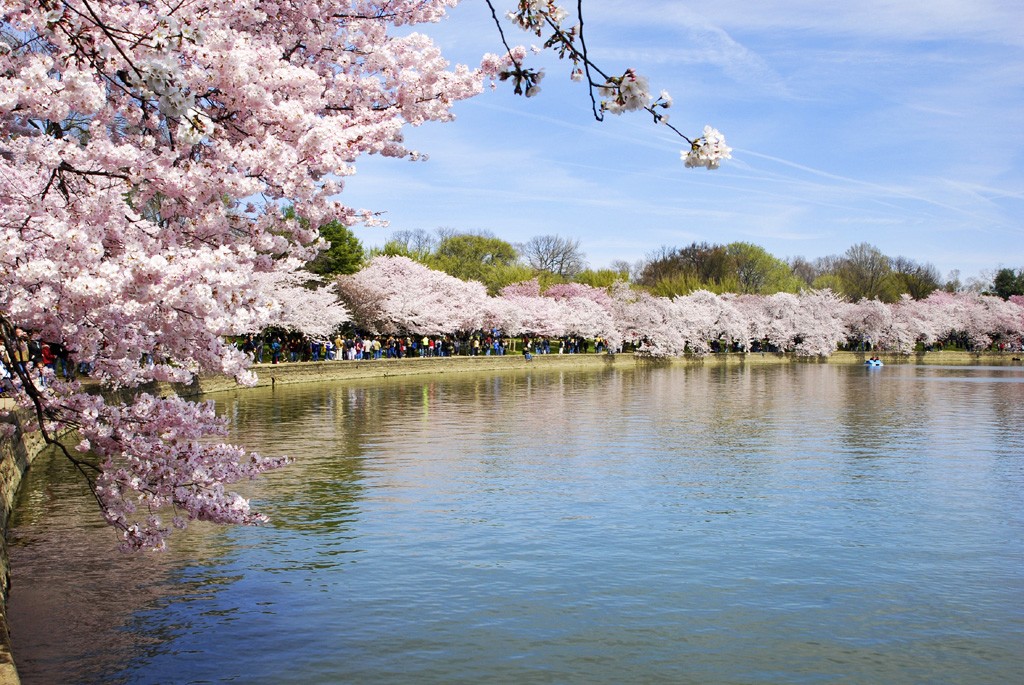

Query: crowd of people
[4,320,1020,399]
[1,326,78,395]
[0,325,614,398]
[237,330,613,364]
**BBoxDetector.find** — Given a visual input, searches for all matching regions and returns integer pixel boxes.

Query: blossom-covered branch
[487,0,732,169]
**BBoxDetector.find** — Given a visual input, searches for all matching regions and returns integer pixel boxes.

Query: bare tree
[787,256,819,287]
[387,228,438,260]
[519,234,587,278]
[964,269,995,294]
[890,256,941,299]
[609,259,637,281]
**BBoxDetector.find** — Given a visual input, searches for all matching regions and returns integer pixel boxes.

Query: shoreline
[191,348,1022,395]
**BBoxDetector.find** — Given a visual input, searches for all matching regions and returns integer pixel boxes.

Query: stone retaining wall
[188,349,1023,396]
[0,406,42,685]
[0,347,1017,683]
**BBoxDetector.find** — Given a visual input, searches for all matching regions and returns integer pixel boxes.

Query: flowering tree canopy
[0,0,514,550]
[249,261,351,339]
[341,258,1024,357]
[337,255,489,334]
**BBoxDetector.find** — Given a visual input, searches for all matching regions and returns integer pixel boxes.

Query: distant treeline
[314,224,1023,302]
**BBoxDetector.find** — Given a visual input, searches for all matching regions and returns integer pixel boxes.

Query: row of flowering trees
[334,256,1024,357]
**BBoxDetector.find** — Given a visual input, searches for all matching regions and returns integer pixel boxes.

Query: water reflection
[8,364,1024,684]
[6,449,239,684]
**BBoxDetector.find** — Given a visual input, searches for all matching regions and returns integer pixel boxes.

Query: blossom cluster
[598,69,652,114]
[506,0,568,34]
[683,126,733,170]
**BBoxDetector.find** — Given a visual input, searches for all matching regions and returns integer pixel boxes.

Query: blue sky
[339,0,1024,284]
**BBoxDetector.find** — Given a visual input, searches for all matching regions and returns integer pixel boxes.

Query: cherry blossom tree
[0,0,509,550]
[543,282,613,309]
[712,292,751,351]
[913,292,956,347]
[558,296,617,347]
[846,295,945,354]
[844,298,898,352]
[495,282,565,337]
[890,294,938,351]
[729,293,773,351]
[953,292,1024,350]
[716,293,756,351]
[248,261,351,340]
[918,291,985,349]
[673,290,750,355]
[609,282,686,357]
[337,255,489,334]
[745,290,846,357]
[791,290,849,357]
[428,279,617,345]
[335,260,1023,361]
[498,278,543,299]
[543,282,618,348]
[758,292,803,354]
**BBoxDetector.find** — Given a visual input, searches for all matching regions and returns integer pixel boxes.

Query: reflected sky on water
[8,363,1024,684]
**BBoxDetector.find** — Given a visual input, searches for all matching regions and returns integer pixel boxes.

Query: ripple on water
[7,364,1024,684]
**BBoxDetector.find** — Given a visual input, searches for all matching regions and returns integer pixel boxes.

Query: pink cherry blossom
[337,256,488,334]
[499,279,543,299]
[1,0,504,549]
[683,126,733,170]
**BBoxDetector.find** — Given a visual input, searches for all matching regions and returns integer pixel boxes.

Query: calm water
[8,363,1024,684]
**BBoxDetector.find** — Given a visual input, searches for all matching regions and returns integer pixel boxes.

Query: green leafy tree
[811,271,846,294]
[889,256,941,300]
[281,207,364,278]
[575,267,628,288]
[647,271,719,297]
[430,231,523,293]
[725,242,803,294]
[639,241,800,296]
[306,221,364,277]
[991,267,1024,299]
[489,263,539,292]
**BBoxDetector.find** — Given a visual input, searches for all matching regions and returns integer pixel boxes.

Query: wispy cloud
[624,0,1024,46]
[339,1,1024,278]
